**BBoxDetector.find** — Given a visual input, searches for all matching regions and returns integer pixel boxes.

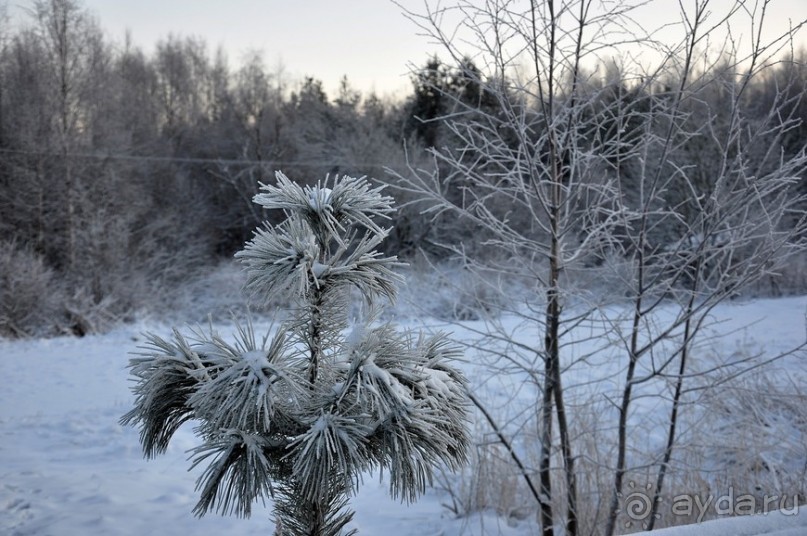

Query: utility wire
[0,147,389,168]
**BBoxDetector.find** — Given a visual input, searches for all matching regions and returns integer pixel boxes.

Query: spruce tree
[121,172,470,535]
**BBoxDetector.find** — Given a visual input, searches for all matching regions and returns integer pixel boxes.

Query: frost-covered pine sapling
[121,172,470,536]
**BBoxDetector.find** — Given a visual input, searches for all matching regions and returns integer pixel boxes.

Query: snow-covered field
[1,294,805,535]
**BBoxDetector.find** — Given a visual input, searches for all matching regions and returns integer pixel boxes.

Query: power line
[0,147,390,168]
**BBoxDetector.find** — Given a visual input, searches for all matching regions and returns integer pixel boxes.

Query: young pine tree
[121,172,470,535]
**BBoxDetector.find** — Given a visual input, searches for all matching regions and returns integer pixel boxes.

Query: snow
[243,349,270,376]
[420,368,457,399]
[307,186,333,213]
[649,508,805,536]
[1,297,806,535]
[311,260,330,279]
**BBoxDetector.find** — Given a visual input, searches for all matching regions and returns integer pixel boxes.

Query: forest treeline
[1,0,805,336]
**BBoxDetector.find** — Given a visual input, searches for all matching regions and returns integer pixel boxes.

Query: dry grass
[436,353,807,535]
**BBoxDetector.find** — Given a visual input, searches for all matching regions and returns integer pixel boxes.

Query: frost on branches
[121,172,470,536]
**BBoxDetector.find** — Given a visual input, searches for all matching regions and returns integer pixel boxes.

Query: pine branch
[190,429,281,518]
[120,329,222,458]
[254,171,395,243]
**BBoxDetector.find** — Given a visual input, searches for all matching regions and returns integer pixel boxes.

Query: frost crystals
[121,172,470,535]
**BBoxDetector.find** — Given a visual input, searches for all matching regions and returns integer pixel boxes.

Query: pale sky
[7,0,807,99]
[84,0,437,99]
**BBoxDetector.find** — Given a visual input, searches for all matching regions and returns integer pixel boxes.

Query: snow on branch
[122,172,470,534]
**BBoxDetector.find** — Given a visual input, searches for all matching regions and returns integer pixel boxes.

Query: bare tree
[388,1,807,535]
[390,2,632,533]
[30,0,103,270]
[603,3,807,531]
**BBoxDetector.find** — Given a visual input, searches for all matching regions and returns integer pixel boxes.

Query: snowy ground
[1,294,805,535]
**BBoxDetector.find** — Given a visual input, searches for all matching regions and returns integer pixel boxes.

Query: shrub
[0,240,65,337]
[121,173,471,535]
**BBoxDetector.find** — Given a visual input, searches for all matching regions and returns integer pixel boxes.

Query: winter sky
[8,0,807,98]
[85,0,437,99]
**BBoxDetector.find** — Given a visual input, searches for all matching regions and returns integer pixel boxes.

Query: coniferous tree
[121,172,470,535]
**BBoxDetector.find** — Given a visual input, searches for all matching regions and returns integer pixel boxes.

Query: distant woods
[0,0,805,336]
